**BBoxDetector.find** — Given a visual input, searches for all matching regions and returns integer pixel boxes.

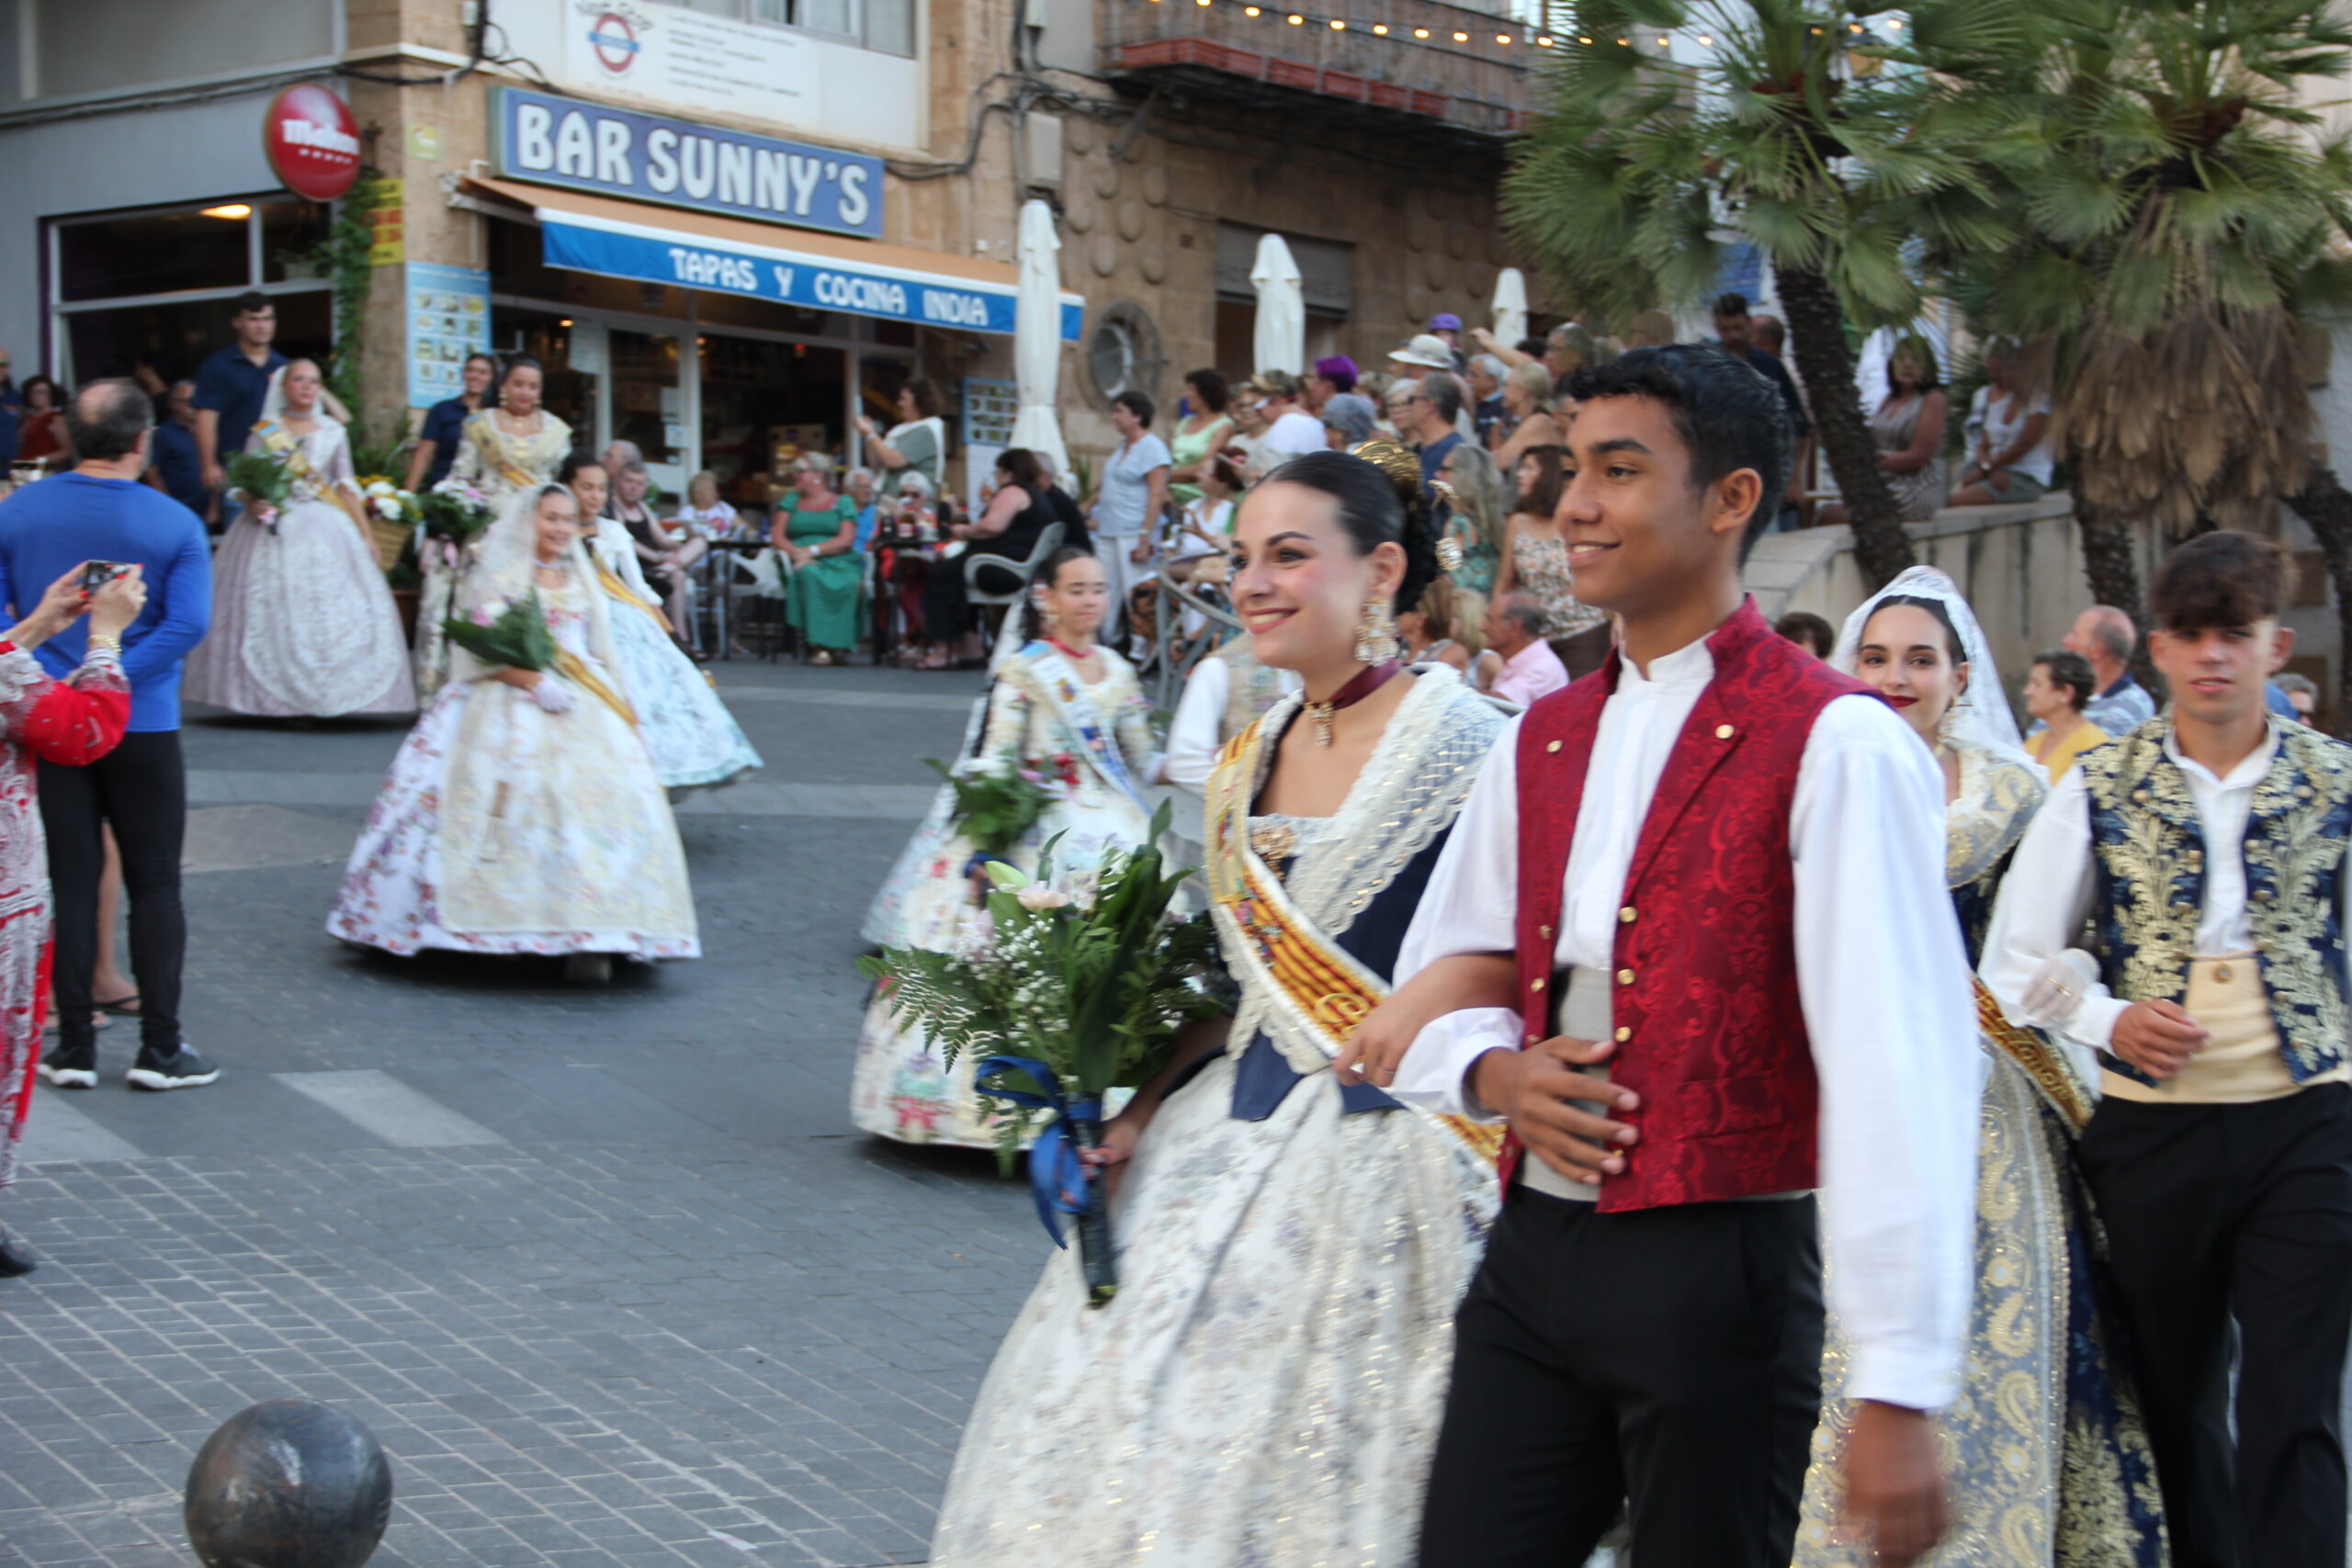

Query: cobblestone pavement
[0,661,1050,1568]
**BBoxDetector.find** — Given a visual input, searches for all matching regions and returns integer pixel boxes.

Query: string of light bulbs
[1137,0,1903,53]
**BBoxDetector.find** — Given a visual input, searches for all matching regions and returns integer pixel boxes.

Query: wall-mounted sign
[405,264,492,410]
[263,84,362,203]
[535,210,1085,341]
[368,179,406,267]
[563,2,819,132]
[493,86,882,240]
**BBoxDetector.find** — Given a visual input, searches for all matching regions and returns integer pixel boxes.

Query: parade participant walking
[418,357,572,696]
[927,446,1501,1566]
[329,483,697,982]
[1357,346,1977,1568]
[1984,530,2352,1568]
[1795,568,2165,1565]
[849,547,1156,1147]
[192,292,286,502]
[0,563,138,1276]
[560,455,760,794]
[2,381,216,1092]
[184,361,414,718]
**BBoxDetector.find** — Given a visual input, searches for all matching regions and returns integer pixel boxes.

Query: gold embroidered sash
[256,423,373,539]
[1206,717,1503,1167]
[595,563,674,634]
[1976,976,2093,1133]
[552,649,638,729]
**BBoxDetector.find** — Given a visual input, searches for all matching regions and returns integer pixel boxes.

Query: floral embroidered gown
[185,417,414,717]
[927,666,1502,1566]
[586,516,762,793]
[1792,734,2165,1567]
[849,640,1156,1147]
[329,516,697,962]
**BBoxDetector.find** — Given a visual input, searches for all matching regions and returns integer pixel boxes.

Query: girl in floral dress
[329,484,697,984]
[849,547,1159,1145]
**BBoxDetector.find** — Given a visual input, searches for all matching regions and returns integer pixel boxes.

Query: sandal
[96,993,140,1016]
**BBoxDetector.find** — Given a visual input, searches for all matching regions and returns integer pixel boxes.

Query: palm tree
[1899,0,2352,688]
[1505,0,2012,589]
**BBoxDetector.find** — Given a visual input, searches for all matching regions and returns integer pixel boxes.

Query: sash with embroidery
[551,648,638,728]
[253,422,372,538]
[1205,716,1502,1168]
[1976,977,2094,1133]
[595,562,674,634]
[1002,643,1148,811]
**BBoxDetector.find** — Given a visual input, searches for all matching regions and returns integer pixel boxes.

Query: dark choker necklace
[1301,659,1399,746]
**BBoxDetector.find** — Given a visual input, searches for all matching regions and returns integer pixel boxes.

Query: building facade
[0,0,1542,508]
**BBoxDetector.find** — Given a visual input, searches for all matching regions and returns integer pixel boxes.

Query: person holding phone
[0,378,215,1094]
[1,560,141,1275]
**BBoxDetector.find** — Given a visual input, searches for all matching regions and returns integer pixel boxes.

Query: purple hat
[1427,311,1464,332]
[1312,355,1359,390]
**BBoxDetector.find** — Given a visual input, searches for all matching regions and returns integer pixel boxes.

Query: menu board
[961,378,1018,447]
[405,263,492,409]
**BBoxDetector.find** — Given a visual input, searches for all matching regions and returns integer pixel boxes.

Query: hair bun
[1349,437,1425,510]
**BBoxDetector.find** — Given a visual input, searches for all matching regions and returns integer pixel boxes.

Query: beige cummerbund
[2101,954,2350,1105]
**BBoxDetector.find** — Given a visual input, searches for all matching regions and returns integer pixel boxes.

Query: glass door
[610,329,686,502]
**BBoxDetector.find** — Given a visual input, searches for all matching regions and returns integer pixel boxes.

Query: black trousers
[1419,1189,1825,1568]
[37,728,187,1057]
[2077,1084,2352,1568]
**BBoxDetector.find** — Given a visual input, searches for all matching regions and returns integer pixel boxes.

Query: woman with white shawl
[328,482,698,982]
[184,359,414,717]
[1791,568,2164,1566]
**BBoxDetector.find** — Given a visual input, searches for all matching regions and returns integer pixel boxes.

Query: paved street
[0,662,1046,1568]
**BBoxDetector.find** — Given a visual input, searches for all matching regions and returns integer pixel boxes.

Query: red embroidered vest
[1505,599,1872,1213]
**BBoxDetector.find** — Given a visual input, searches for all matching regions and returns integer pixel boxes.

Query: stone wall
[1747,496,2339,704]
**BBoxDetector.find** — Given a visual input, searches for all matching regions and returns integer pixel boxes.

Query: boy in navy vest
[1985,530,2352,1568]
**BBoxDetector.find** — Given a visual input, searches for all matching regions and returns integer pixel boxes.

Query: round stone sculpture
[185,1399,393,1568]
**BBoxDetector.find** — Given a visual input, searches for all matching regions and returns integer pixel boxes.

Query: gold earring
[1355,599,1396,664]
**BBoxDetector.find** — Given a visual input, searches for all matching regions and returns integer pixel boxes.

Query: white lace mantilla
[1235,664,1503,1073]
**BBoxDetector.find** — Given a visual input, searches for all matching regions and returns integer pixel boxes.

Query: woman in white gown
[1792,568,2164,1566]
[184,360,414,717]
[328,483,699,980]
[557,455,762,794]
[926,446,1503,1566]
[850,547,1159,1148]
[416,356,574,699]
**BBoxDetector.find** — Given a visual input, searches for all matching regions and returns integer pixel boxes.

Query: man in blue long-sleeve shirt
[0,378,220,1091]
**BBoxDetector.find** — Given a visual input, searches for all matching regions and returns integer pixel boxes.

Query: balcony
[1099,0,1538,142]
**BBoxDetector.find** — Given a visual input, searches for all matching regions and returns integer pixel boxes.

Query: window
[32,0,333,98]
[49,199,334,387]
[1088,302,1164,407]
[671,0,915,56]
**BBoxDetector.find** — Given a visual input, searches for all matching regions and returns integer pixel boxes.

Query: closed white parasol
[1490,267,1528,353]
[1010,198,1071,477]
[1250,232,1305,377]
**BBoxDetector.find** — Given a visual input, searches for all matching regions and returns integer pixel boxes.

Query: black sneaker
[0,1231,35,1278]
[38,1042,96,1089]
[125,1045,220,1092]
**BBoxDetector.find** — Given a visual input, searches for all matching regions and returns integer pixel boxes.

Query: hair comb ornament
[1349,438,1425,506]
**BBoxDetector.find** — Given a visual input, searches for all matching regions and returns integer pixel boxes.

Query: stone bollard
[184,1398,392,1568]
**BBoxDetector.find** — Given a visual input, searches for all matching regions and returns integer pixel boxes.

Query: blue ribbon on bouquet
[974,1055,1100,1249]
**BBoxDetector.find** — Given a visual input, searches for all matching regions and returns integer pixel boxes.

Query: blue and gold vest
[2080,716,2352,1085]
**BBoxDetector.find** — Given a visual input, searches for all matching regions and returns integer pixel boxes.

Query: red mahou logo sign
[262,84,361,202]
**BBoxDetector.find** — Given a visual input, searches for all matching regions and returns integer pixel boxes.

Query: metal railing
[1099,0,1539,135]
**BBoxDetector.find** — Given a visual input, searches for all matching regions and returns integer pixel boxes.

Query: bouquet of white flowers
[859,802,1217,1304]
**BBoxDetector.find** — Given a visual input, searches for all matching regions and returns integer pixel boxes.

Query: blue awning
[474,176,1084,341]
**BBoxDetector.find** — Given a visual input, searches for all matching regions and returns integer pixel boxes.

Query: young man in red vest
[1355,345,1980,1566]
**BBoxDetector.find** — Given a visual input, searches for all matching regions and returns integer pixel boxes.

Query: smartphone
[81,561,128,593]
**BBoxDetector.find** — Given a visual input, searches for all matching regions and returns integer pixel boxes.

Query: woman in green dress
[773,453,865,665]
